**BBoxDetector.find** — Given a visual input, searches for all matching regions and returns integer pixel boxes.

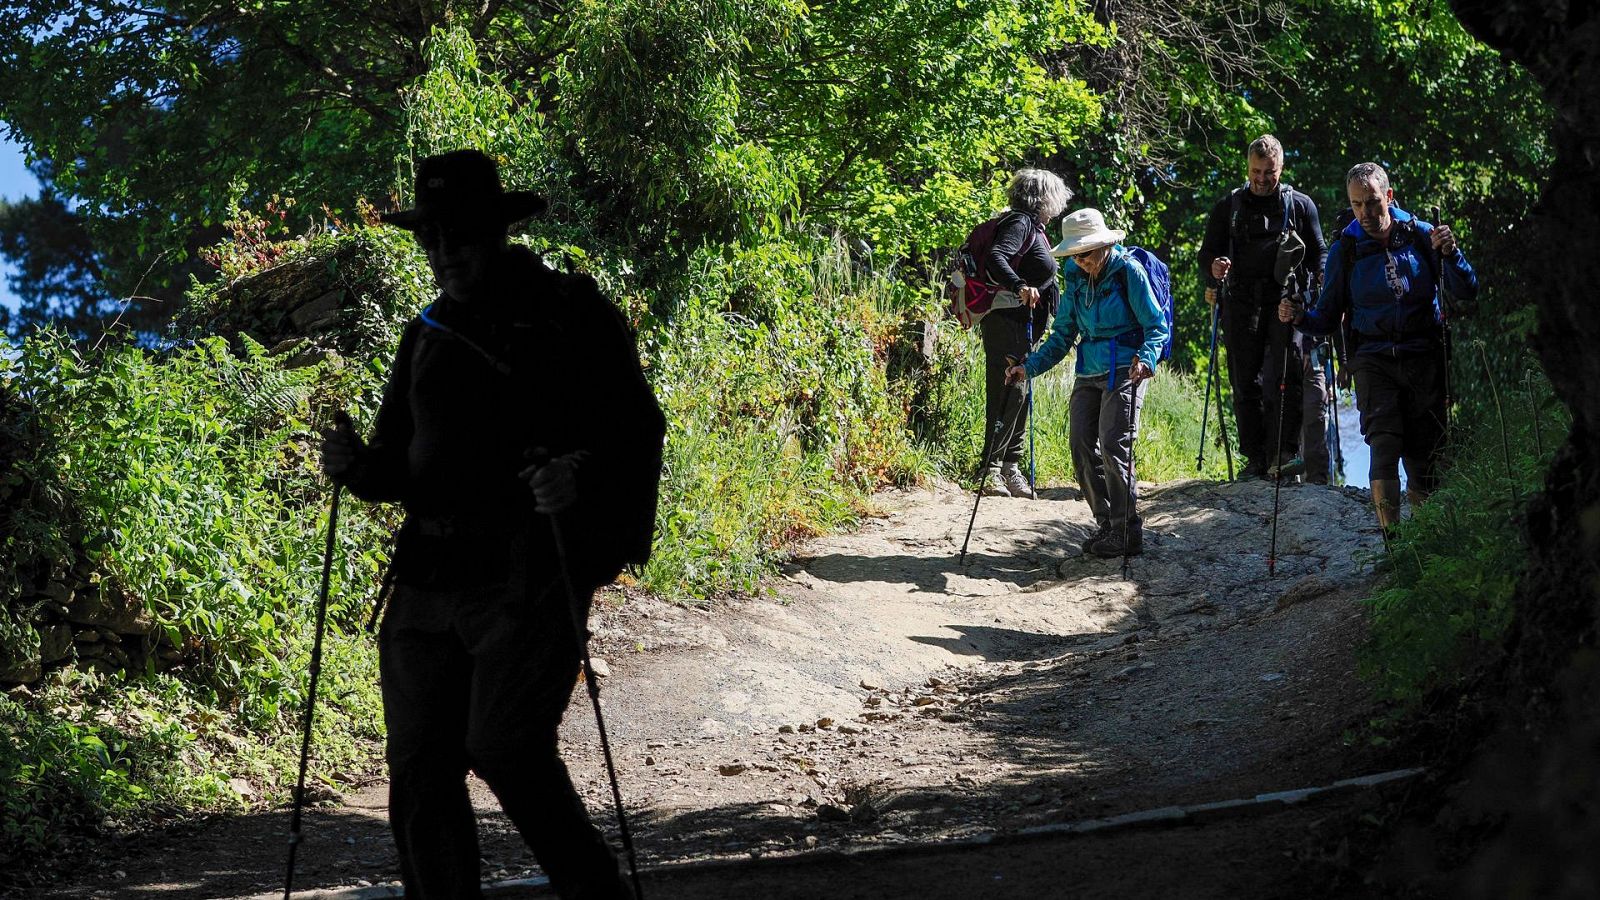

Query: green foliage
[0,317,393,871]
[641,234,927,597]
[1360,363,1565,710]
[0,648,382,881]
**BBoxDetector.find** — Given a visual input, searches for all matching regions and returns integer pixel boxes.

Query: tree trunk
[1438,3,1600,894]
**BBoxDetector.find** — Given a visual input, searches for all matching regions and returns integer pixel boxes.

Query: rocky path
[38,478,1394,899]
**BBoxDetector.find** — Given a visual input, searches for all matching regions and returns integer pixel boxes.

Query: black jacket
[1198,186,1326,301]
[346,245,665,588]
[986,210,1058,330]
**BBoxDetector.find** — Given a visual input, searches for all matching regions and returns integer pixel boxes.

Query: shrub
[1360,361,1564,711]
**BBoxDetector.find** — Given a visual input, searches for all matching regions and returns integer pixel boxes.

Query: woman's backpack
[945,211,1040,329]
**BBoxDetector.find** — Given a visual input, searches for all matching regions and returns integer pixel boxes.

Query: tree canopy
[0,0,1551,346]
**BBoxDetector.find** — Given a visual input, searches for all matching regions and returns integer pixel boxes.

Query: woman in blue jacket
[1281,162,1477,534]
[1006,209,1169,557]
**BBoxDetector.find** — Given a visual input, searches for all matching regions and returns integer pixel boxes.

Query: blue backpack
[1119,246,1175,361]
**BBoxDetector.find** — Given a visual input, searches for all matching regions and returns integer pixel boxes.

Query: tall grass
[935,329,1233,486]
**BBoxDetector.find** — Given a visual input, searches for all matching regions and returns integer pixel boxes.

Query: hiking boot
[1239,457,1268,481]
[1079,523,1110,554]
[980,467,1011,497]
[1088,518,1143,558]
[1001,462,1035,499]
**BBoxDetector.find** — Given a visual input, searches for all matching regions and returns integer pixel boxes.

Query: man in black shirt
[1197,135,1329,481]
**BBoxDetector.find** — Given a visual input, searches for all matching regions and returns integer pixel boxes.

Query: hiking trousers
[1070,367,1145,530]
[379,572,627,900]
[1351,351,1447,495]
[1301,342,1330,482]
[980,310,1034,466]
[1224,292,1305,467]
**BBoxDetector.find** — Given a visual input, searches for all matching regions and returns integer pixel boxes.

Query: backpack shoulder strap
[1227,187,1247,258]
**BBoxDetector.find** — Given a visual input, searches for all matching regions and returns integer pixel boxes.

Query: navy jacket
[1300,206,1478,356]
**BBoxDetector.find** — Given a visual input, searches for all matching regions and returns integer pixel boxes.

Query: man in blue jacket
[1280,162,1477,533]
[1005,208,1169,558]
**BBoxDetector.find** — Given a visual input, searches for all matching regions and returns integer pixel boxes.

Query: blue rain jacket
[1301,205,1478,356]
[1023,245,1169,379]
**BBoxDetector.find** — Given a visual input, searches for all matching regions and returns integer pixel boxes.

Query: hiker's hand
[1018,285,1041,307]
[320,411,364,484]
[1211,257,1232,281]
[1431,224,1458,257]
[1278,298,1303,324]
[1005,365,1027,386]
[521,450,585,514]
[1129,360,1153,384]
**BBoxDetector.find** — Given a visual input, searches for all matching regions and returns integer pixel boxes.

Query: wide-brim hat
[380,149,548,232]
[1051,208,1125,257]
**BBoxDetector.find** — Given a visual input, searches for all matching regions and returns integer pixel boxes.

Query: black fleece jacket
[346,245,665,586]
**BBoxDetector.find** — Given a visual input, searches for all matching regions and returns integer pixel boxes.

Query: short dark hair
[1248,134,1284,162]
[1346,162,1390,193]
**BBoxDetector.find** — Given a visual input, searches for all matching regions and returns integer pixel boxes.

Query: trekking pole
[1267,279,1295,577]
[1197,295,1218,472]
[1123,371,1139,582]
[1105,341,1137,580]
[1326,351,1344,484]
[534,455,645,900]
[1477,343,1519,509]
[284,485,341,900]
[959,377,1028,566]
[1215,287,1235,480]
[1026,316,1037,496]
[1430,206,1456,443]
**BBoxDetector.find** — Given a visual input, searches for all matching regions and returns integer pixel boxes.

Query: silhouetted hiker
[1005,209,1169,558]
[1281,162,1477,535]
[1198,134,1330,482]
[321,149,663,900]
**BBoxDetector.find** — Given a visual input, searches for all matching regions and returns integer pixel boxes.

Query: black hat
[380,149,548,232]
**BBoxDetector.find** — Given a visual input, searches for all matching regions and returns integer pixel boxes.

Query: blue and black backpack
[1118,246,1175,361]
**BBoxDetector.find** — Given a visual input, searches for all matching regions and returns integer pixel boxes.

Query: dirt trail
[37,477,1394,900]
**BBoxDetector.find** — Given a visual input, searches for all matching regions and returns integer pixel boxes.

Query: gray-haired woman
[980,168,1073,498]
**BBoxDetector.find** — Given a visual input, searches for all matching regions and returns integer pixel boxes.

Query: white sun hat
[1051,208,1126,258]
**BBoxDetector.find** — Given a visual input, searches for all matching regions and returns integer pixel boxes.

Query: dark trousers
[1224,292,1304,466]
[980,311,1033,466]
[1301,342,1331,480]
[380,574,625,899]
[1351,351,1447,493]
[1069,367,1145,529]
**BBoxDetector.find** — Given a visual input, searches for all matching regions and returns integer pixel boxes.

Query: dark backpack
[1117,247,1175,361]
[1228,184,1299,249]
[1332,216,1441,354]
[1229,185,1314,288]
[946,211,1041,329]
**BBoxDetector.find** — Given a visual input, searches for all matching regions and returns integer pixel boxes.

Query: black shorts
[1351,352,1446,453]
